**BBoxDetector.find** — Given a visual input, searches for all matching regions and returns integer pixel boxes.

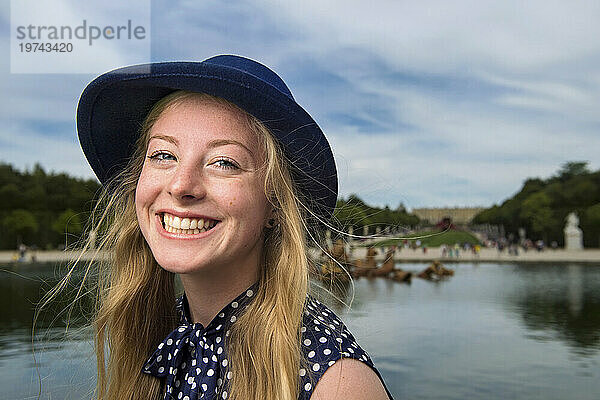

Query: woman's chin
[153,254,211,275]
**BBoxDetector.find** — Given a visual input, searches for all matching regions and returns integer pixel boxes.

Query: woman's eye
[148,151,176,162]
[213,158,239,170]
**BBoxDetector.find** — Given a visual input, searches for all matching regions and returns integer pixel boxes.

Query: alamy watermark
[11,0,151,74]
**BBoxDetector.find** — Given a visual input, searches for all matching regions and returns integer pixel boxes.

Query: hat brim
[77,60,337,222]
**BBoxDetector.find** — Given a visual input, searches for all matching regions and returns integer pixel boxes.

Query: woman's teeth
[162,213,218,234]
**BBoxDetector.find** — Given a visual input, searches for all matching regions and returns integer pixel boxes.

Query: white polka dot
[178,327,186,332]
[187,376,194,384]
[301,326,306,333]
[203,357,208,363]
[336,338,343,343]
[219,312,225,317]
[181,362,186,369]
[328,360,336,366]
[319,337,327,343]
[183,397,189,400]
[156,355,162,362]
[227,371,233,379]
[158,342,164,349]
[212,354,218,362]
[216,336,222,343]
[303,339,311,346]
[312,363,320,372]
[166,338,173,345]
[217,346,223,354]
[178,393,182,399]
[217,378,223,387]
[196,368,201,375]
[231,301,238,308]
[323,348,332,355]
[299,368,306,377]
[202,383,208,391]
[191,382,197,390]
[222,391,228,399]
[222,359,228,367]
[230,315,237,323]
[304,382,312,391]
[308,350,315,358]
[158,366,164,373]
[207,368,214,376]
[246,289,254,297]
[175,380,180,387]
[191,359,196,366]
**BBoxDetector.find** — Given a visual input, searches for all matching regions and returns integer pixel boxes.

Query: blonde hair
[39,90,317,400]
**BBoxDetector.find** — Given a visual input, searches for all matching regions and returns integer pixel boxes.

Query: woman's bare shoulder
[309,357,391,400]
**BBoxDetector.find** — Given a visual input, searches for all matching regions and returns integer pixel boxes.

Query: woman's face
[135,96,272,277]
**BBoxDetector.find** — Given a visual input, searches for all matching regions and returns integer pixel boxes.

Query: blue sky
[1,0,599,209]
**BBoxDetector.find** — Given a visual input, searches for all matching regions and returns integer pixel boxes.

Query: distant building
[412,207,485,225]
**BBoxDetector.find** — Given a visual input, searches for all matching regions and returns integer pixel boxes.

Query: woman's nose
[167,163,207,201]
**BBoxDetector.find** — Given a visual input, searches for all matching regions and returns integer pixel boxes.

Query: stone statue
[564,212,583,250]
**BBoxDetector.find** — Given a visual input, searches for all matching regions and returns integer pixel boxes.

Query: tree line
[473,162,600,247]
[334,194,420,235]
[0,162,101,250]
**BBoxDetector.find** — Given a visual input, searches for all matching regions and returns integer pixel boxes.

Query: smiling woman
[43,55,393,400]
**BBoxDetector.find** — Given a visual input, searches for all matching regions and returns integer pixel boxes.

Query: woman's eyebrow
[207,139,254,157]
[148,134,178,145]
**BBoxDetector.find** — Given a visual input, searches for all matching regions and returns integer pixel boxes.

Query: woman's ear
[265,208,278,228]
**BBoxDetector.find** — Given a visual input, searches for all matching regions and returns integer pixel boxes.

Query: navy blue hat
[77,55,338,222]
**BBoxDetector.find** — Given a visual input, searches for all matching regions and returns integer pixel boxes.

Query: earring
[265,218,277,228]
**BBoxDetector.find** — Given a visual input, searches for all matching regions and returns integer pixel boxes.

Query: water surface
[1,262,599,399]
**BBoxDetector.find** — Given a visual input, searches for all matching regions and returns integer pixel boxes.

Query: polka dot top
[142,282,393,400]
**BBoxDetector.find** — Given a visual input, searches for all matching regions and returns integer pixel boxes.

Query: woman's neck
[178,260,260,327]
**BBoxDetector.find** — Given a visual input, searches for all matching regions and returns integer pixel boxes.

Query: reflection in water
[506,263,600,355]
[568,264,583,317]
[0,262,98,399]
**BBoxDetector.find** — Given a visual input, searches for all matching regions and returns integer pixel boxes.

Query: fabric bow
[142,284,257,399]
[143,322,225,397]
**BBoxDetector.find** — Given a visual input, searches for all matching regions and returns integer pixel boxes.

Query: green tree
[3,209,39,243]
[557,161,590,180]
[584,203,600,247]
[52,209,83,236]
[520,192,553,240]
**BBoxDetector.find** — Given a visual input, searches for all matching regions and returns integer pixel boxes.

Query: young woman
[75,55,393,400]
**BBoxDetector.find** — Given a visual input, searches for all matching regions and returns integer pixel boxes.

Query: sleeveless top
[142,282,394,400]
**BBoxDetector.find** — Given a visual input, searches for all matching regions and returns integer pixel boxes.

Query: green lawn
[366,229,481,248]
